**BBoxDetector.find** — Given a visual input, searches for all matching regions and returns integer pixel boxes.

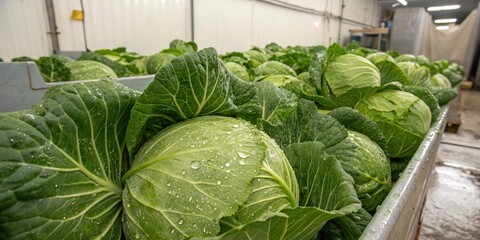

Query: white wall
[0,0,52,61]
[54,0,191,54]
[0,0,382,60]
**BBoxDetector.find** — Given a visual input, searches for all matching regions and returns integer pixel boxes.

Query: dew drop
[225,162,231,167]
[190,161,200,170]
[178,219,183,225]
[176,195,180,198]
[166,181,171,187]
[232,124,239,128]
[181,169,187,175]
[190,144,195,148]
[54,184,59,188]
[188,196,193,202]
[127,203,131,208]
[193,223,197,228]
[237,152,248,159]
[216,180,222,185]
[239,159,246,165]
[226,169,231,173]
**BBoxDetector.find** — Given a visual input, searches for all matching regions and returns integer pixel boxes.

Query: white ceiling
[378,0,479,24]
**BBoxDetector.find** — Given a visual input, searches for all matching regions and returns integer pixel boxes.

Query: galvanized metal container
[360,106,448,240]
[1,61,449,239]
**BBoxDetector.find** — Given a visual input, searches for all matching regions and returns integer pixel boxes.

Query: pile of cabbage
[0,43,462,239]
[9,39,197,82]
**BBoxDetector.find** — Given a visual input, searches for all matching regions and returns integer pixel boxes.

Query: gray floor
[419,90,480,240]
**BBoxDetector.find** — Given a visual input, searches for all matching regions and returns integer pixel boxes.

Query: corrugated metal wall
[0,0,52,61]
[0,0,381,60]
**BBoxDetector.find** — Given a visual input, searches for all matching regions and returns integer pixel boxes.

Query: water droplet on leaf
[190,161,200,170]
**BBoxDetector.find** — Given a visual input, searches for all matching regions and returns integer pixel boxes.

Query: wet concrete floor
[419,90,480,240]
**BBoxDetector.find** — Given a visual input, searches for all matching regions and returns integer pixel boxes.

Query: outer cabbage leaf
[126,48,246,156]
[328,107,388,154]
[0,79,138,239]
[374,60,410,85]
[303,82,403,109]
[319,208,372,240]
[36,56,72,82]
[428,87,458,106]
[259,99,352,152]
[308,44,347,96]
[236,81,298,124]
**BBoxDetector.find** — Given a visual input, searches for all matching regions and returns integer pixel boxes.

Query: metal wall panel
[1,0,382,59]
[194,0,254,53]
[53,0,191,54]
[251,1,324,47]
[0,0,52,61]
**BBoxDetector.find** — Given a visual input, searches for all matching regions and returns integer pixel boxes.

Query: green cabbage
[224,61,251,81]
[397,61,430,86]
[345,130,391,211]
[255,61,297,77]
[355,90,432,158]
[366,52,395,64]
[66,60,117,80]
[430,73,452,89]
[324,54,381,96]
[145,52,176,74]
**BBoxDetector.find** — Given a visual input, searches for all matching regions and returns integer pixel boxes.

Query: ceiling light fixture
[427,5,461,12]
[397,0,408,6]
[436,25,450,30]
[434,18,457,24]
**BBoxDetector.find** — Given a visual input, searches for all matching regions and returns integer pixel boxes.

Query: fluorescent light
[428,5,461,12]
[434,18,457,24]
[436,25,450,30]
[397,0,407,6]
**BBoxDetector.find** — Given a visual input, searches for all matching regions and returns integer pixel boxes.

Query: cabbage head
[255,61,297,77]
[245,49,268,68]
[324,54,381,97]
[355,90,432,158]
[66,60,117,80]
[397,62,430,87]
[366,52,395,64]
[395,54,416,63]
[122,116,299,239]
[261,75,316,95]
[225,62,251,81]
[430,73,452,89]
[146,53,176,74]
[345,130,391,211]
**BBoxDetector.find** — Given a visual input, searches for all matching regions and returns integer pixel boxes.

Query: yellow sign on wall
[71,10,84,21]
